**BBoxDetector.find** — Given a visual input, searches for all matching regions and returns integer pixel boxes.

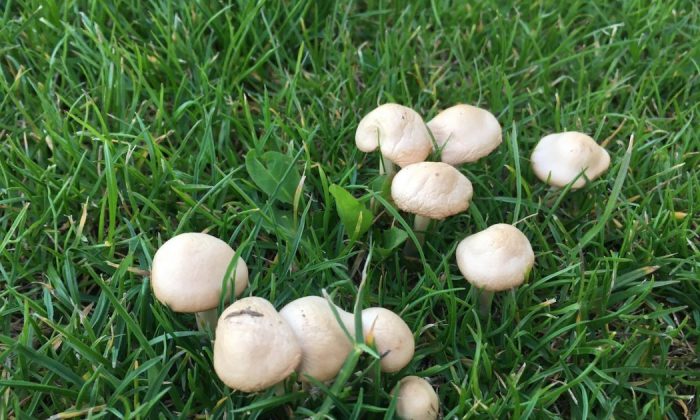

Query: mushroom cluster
[212,295,415,391]
[149,233,418,395]
[346,103,612,415]
[351,102,618,344]
[357,103,611,243]
[144,101,615,416]
[356,103,503,243]
[279,296,415,383]
[150,236,418,391]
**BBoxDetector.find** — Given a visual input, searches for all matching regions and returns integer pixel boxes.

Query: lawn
[1,0,698,418]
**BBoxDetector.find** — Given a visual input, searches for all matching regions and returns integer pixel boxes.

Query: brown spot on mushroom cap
[391,162,473,219]
[224,309,263,319]
[213,297,301,392]
[427,104,502,165]
[531,131,611,189]
[279,296,355,382]
[362,307,414,373]
[355,104,432,167]
[151,232,248,313]
[456,224,535,292]
[394,376,439,420]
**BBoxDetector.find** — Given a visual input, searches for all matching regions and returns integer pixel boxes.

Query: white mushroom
[213,297,301,392]
[279,296,355,382]
[151,232,248,332]
[531,131,611,189]
[355,104,432,176]
[456,224,534,315]
[394,376,439,420]
[427,104,502,165]
[391,162,473,242]
[362,307,415,373]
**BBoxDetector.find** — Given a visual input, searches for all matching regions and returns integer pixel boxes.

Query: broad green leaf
[329,184,373,240]
[376,227,409,258]
[245,150,301,203]
[251,208,295,238]
[369,174,392,201]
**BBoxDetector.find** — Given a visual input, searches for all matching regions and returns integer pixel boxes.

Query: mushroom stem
[273,382,286,396]
[195,308,219,333]
[413,215,432,242]
[404,215,432,256]
[379,155,396,178]
[478,290,494,317]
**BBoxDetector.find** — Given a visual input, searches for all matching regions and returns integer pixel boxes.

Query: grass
[1,0,698,418]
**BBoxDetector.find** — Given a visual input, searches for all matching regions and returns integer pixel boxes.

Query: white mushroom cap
[427,104,502,165]
[151,232,248,313]
[279,296,355,382]
[362,307,415,372]
[391,162,473,219]
[531,131,611,189]
[213,297,301,392]
[394,376,439,420]
[456,224,535,292]
[355,104,432,167]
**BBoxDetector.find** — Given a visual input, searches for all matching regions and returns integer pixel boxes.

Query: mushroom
[455,224,534,315]
[427,104,502,165]
[362,307,415,372]
[355,104,433,176]
[531,131,611,189]
[391,162,473,243]
[393,376,439,420]
[279,296,355,382]
[151,232,248,332]
[213,297,302,392]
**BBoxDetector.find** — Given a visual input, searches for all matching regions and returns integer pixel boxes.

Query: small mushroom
[391,162,473,243]
[151,232,248,332]
[213,297,302,392]
[355,104,432,176]
[456,224,534,315]
[362,307,415,372]
[394,376,439,420]
[531,131,611,189]
[279,296,355,382]
[427,104,502,165]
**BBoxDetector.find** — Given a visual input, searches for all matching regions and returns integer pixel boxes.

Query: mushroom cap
[391,162,473,219]
[213,297,302,392]
[531,131,611,189]
[151,232,248,313]
[279,296,355,382]
[394,376,439,420]
[456,224,535,292]
[355,104,432,167]
[362,307,415,373]
[427,104,502,165]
